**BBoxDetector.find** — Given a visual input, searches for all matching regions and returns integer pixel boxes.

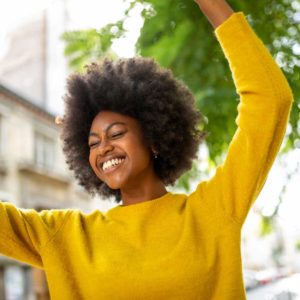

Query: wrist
[195,0,234,29]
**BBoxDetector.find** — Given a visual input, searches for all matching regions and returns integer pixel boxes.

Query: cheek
[131,147,152,170]
[89,151,97,173]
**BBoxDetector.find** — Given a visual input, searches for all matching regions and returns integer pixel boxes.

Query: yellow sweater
[0,12,293,299]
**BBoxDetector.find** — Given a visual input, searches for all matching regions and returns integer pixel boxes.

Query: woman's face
[88,110,154,190]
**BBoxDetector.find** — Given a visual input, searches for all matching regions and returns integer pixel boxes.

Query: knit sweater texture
[0,12,294,299]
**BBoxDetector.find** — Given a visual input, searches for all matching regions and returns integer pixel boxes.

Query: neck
[120,180,167,206]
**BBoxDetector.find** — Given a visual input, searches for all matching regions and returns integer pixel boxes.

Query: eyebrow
[89,121,126,138]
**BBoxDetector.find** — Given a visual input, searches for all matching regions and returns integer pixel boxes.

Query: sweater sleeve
[190,12,294,224]
[0,201,71,268]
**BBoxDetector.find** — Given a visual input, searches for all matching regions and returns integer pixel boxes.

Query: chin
[103,173,129,191]
[105,180,124,191]
[107,184,121,190]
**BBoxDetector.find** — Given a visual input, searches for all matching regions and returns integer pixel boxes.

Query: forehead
[90,110,139,131]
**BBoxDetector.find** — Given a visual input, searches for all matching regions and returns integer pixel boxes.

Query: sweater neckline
[106,191,172,214]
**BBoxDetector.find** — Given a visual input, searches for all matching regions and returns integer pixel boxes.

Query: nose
[98,140,114,156]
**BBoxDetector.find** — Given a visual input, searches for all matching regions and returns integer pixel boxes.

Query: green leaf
[296,240,300,252]
[259,216,275,237]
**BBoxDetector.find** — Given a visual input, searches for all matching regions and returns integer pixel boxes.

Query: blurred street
[247,274,300,300]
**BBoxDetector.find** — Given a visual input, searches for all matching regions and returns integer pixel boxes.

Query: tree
[61,21,125,70]
[62,0,300,188]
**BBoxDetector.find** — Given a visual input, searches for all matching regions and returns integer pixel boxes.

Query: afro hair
[61,57,207,202]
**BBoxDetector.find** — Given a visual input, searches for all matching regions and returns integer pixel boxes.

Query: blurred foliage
[258,159,300,237]
[260,216,285,266]
[296,240,300,251]
[259,216,275,237]
[61,21,125,71]
[62,0,300,168]
[271,233,285,267]
[175,161,202,191]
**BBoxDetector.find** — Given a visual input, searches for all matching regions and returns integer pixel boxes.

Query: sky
[1,0,299,233]
[0,0,54,55]
[0,0,126,32]
[0,0,143,58]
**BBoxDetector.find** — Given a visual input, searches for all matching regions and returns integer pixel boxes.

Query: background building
[0,83,115,299]
[0,2,121,298]
[0,1,68,115]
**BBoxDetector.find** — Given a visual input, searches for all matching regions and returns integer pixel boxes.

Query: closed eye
[88,131,126,148]
[89,141,99,148]
[110,132,125,139]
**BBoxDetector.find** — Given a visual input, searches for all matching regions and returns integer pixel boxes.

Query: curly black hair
[61,57,207,202]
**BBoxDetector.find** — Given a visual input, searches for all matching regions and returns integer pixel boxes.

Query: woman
[0,0,293,299]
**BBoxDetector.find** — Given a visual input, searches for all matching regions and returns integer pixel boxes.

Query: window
[4,265,26,300]
[34,131,55,169]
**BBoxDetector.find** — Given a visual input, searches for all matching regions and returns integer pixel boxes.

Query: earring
[152,147,158,159]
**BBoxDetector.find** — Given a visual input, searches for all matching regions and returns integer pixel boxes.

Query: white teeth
[102,158,124,171]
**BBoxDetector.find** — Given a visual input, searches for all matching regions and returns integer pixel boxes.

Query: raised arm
[189,4,294,224]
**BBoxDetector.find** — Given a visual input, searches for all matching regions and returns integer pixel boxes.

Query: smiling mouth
[101,157,126,173]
